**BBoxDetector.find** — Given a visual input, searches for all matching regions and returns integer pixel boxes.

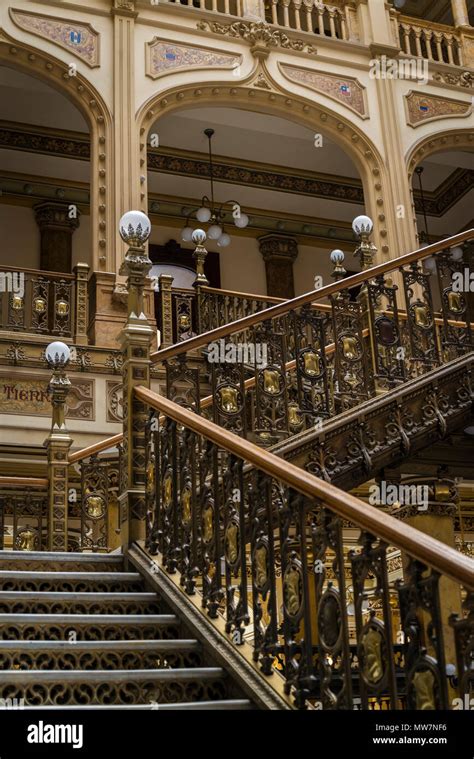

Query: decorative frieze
[106,380,123,423]
[146,38,241,79]
[196,20,316,54]
[279,64,367,118]
[9,9,100,67]
[0,374,94,420]
[432,70,474,89]
[405,90,472,126]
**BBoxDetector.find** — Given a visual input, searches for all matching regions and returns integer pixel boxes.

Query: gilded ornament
[219,386,239,413]
[34,297,46,313]
[302,350,320,376]
[181,486,192,525]
[255,545,268,589]
[178,313,191,329]
[414,305,430,328]
[361,627,384,684]
[284,565,302,617]
[15,528,36,551]
[225,521,239,564]
[202,506,213,543]
[341,335,360,361]
[11,295,23,310]
[56,300,69,316]
[162,473,172,507]
[85,495,105,519]
[263,369,281,395]
[288,404,303,428]
[446,290,463,314]
[413,669,436,710]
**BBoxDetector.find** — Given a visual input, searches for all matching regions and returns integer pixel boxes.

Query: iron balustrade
[0,264,89,342]
[152,231,474,446]
[0,479,48,551]
[136,385,474,710]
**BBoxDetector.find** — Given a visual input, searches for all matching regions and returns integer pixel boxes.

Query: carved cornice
[196,20,316,54]
[0,122,470,215]
[147,149,364,202]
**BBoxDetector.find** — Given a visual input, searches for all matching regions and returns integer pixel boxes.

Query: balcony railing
[151,231,474,444]
[0,264,89,344]
[266,0,349,40]
[398,16,464,66]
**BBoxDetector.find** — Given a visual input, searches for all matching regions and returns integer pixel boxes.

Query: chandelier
[181,128,249,248]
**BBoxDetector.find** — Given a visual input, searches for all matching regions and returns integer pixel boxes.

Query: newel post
[44,341,73,551]
[118,211,153,546]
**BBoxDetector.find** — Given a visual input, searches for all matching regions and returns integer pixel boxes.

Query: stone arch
[406,128,474,244]
[0,28,113,271]
[136,71,396,261]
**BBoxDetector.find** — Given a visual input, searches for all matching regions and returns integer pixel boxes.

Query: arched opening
[411,147,473,244]
[146,104,367,302]
[0,66,91,273]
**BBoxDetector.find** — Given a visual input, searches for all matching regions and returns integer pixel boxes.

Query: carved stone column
[34,202,80,273]
[258,234,298,299]
[451,0,470,27]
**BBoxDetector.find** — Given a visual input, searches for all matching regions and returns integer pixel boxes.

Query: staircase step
[0,639,203,670]
[0,591,164,615]
[0,571,144,593]
[0,668,228,705]
[0,613,181,640]
[19,700,254,710]
[0,552,124,572]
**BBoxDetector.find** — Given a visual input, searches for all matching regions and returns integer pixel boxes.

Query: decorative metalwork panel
[401,262,439,369]
[0,490,47,551]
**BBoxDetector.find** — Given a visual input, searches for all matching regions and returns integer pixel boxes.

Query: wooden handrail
[135,385,474,590]
[0,265,75,280]
[68,433,123,464]
[0,476,48,488]
[398,13,462,34]
[151,230,474,363]
[200,285,284,303]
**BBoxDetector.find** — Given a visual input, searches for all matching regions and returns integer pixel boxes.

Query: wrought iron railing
[69,434,124,553]
[0,478,48,551]
[151,231,474,444]
[0,263,89,343]
[136,386,474,710]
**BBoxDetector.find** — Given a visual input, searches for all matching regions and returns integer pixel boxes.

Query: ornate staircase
[0,230,473,710]
[0,552,253,709]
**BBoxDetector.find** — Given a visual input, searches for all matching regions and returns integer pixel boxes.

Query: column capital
[258,233,299,262]
[34,201,80,233]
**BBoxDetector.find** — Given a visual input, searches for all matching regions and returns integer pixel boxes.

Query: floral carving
[196,20,316,54]
[147,38,241,78]
[10,9,100,67]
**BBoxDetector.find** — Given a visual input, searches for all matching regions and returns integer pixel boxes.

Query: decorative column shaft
[111,0,141,273]
[258,234,298,299]
[34,202,80,273]
[73,263,90,346]
[158,273,174,349]
[451,0,470,27]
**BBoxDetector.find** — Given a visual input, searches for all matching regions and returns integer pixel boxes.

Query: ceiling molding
[0,121,472,216]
